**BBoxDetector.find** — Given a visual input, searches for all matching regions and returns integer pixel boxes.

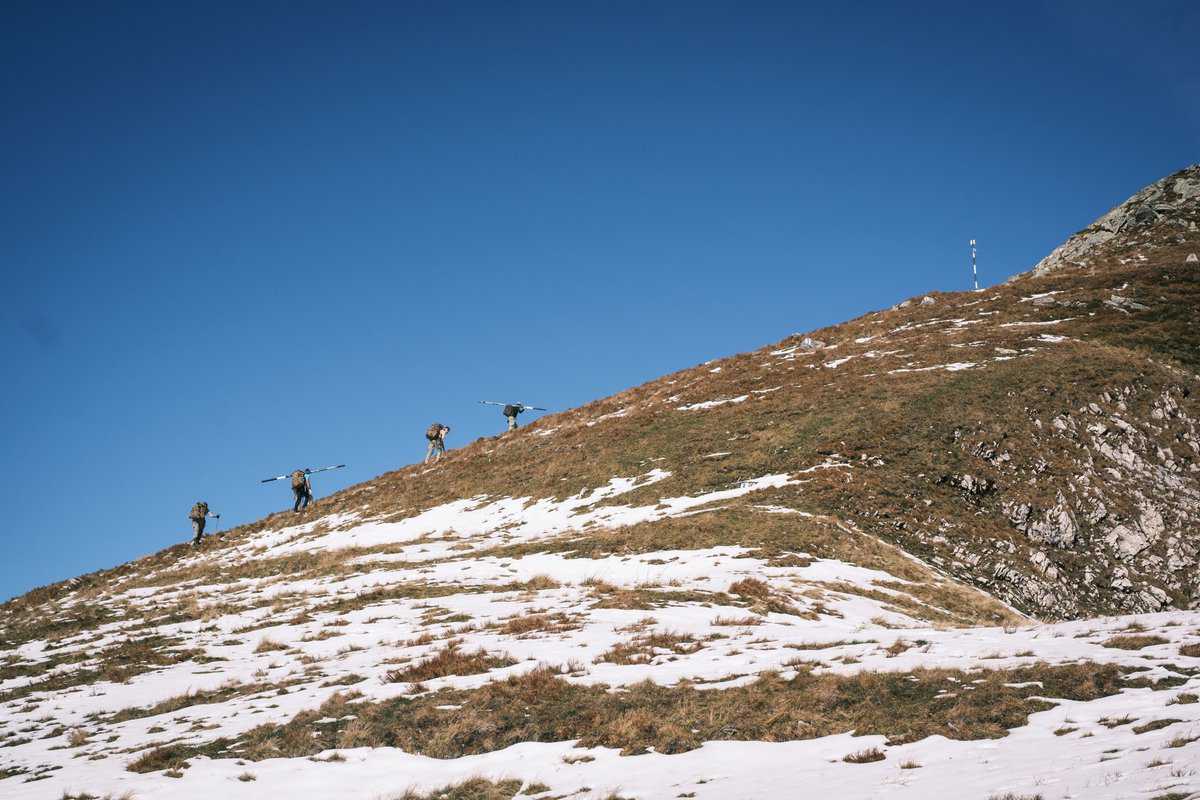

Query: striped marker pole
[970,239,978,290]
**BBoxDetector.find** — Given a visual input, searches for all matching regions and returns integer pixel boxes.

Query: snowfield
[3,466,1200,799]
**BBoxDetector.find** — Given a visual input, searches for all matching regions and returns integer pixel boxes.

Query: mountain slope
[2,166,1200,800]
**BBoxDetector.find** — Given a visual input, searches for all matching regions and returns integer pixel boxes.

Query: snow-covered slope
[5,482,1200,799]
[3,167,1200,799]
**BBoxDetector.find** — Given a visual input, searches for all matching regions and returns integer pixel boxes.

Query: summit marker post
[970,239,979,290]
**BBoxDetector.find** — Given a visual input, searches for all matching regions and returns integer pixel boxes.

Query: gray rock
[1106,523,1151,559]
[1021,165,1200,278]
[1110,569,1134,592]
[957,474,992,495]
[1004,501,1032,527]
[1105,294,1150,313]
[1025,495,1078,548]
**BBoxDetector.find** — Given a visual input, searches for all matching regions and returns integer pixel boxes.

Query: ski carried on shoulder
[479,401,548,411]
[260,464,346,483]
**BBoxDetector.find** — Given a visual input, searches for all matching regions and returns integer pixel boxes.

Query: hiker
[188,501,220,546]
[291,469,313,512]
[425,423,450,463]
[479,401,546,430]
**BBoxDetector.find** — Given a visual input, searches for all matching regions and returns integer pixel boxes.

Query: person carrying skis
[291,469,313,512]
[503,404,522,431]
[188,501,220,546]
[425,423,450,463]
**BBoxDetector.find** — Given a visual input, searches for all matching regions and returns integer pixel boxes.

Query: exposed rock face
[1026,165,1200,277]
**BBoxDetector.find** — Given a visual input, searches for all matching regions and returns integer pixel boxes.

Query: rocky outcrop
[1026,165,1200,277]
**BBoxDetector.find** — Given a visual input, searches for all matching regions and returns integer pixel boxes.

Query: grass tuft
[1101,635,1169,650]
[842,747,885,763]
[385,645,516,683]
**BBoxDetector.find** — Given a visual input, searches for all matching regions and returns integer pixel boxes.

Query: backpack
[503,404,519,417]
[426,423,443,441]
[291,470,307,490]
[190,502,207,520]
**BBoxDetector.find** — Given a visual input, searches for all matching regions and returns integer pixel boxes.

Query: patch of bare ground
[385,644,517,683]
[1099,714,1136,728]
[721,578,807,618]
[595,632,704,665]
[1102,635,1170,650]
[495,612,582,637]
[1179,643,1200,658]
[1164,733,1200,748]
[127,742,195,773]
[387,779,524,800]
[584,579,714,611]
[786,640,875,650]
[843,746,885,763]
[153,661,1127,766]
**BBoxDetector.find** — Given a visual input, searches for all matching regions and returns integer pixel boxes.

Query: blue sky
[2,1,1196,600]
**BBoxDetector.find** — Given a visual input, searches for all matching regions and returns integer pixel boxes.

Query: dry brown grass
[594,632,704,665]
[521,575,560,591]
[787,639,874,650]
[389,779,523,800]
[728,578,770,598]
[1179,643,1200,658]
[584,580,713,611]
[254,637,289,653]
[1101,635,1169,650]
[385,644,516,683]
[127,743,193,773]
[843,747,885,763]
[1164,733,1200,748]
[1099,714,1136,728]
[497,612,581,637]
[169,660,1129,765]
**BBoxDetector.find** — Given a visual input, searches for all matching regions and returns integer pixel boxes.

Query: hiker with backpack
[425,423,450,463]
[188,501,220,546]
[291,469,313,512]
[478,401,548,432]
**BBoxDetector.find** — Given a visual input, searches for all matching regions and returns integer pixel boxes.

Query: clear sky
[2,1,1196,600]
